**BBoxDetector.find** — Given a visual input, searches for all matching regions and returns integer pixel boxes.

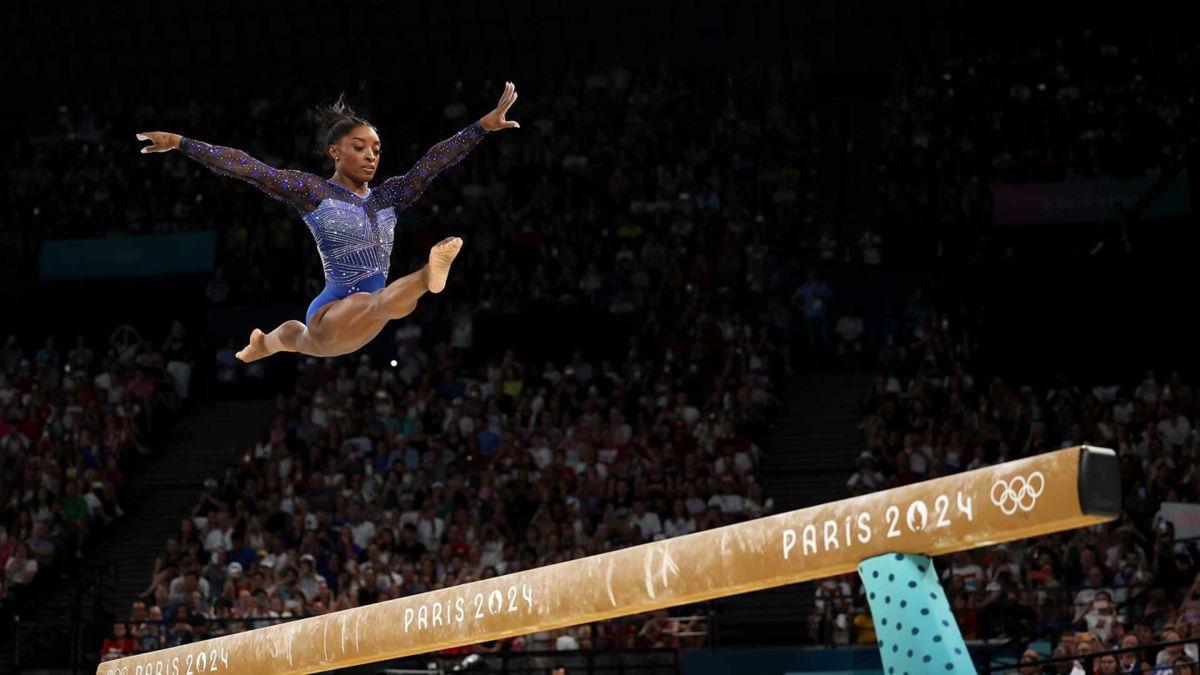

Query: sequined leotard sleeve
[376,121,489,209]
[178,138,324,212]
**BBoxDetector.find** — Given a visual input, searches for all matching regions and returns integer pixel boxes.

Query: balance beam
[99,445,1119,675]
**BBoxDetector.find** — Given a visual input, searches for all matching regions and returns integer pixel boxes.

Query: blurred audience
[0,323,190,614]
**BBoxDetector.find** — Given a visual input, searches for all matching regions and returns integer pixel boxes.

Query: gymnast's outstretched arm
[378,81,521,210]
[376,122,488,209]
[136,131,323,212]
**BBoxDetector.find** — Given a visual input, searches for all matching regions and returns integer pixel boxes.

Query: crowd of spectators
[808,288,1200,672]
[878,29,1200,262]
[1,321,193,616]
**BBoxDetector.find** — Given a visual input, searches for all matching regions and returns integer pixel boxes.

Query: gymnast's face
[329,124,382,184]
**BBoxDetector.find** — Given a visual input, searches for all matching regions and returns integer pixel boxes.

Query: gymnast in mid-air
[137,82,519,362]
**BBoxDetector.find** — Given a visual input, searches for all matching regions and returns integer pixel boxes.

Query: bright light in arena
[390,360,398,367]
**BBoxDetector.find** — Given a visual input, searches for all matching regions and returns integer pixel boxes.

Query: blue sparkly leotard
[179,122,488,324]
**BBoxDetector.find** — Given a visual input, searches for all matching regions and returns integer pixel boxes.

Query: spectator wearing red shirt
[100,623,136,661]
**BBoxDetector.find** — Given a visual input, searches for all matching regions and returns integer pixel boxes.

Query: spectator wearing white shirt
[714,445,756,475]
[398,498,420,528]
[553,628,579,651]
[1073,566,1114,621]
[1081,591,1117,642]
[683,485,707,517]
[528,434,553,470]
[93,358,116,392]
[708,476,745,514]
[1135,371,1161,406]
[1156,405,1191,450]
[84,481,107,521]
[296,555,326,601]
[663,499,697,538]
[3,541,37,587]
[1112,393,1133,425]
[628,500,663,541]
[906,437,932,477]
[168,570,211,603]
[416,503,445,551]
[943,551,985,593]
[203,511,234,553]
[741,482,773,519]
[348,502,377,550]
[847,453,884,493]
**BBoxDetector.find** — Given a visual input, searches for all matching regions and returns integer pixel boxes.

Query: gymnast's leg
[235,321,321,363]
[235,238,462,362]
[372,236,463,319]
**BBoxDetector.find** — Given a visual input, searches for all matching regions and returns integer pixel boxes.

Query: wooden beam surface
[99,446,1118,675]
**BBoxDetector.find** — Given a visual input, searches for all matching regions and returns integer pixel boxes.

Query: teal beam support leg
[859,553,975,674]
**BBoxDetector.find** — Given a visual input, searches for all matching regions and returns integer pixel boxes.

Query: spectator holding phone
[1083,592,1118,642]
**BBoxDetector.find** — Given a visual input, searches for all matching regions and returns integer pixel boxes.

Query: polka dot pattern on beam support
[858,552,974,674]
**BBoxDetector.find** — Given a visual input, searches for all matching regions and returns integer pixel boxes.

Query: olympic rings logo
[990,471,1045,515]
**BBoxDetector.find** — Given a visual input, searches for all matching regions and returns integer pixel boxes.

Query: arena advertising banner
[40,231,218,280]
[1158,502,1200,540]
[991,173,1191,225]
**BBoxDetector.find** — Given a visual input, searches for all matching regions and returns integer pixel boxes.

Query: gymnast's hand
[479,81,520,131]
[136,131,182,153]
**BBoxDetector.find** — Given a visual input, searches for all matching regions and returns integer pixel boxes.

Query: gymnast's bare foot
[427,237,463,294]
[235,328,272,363]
